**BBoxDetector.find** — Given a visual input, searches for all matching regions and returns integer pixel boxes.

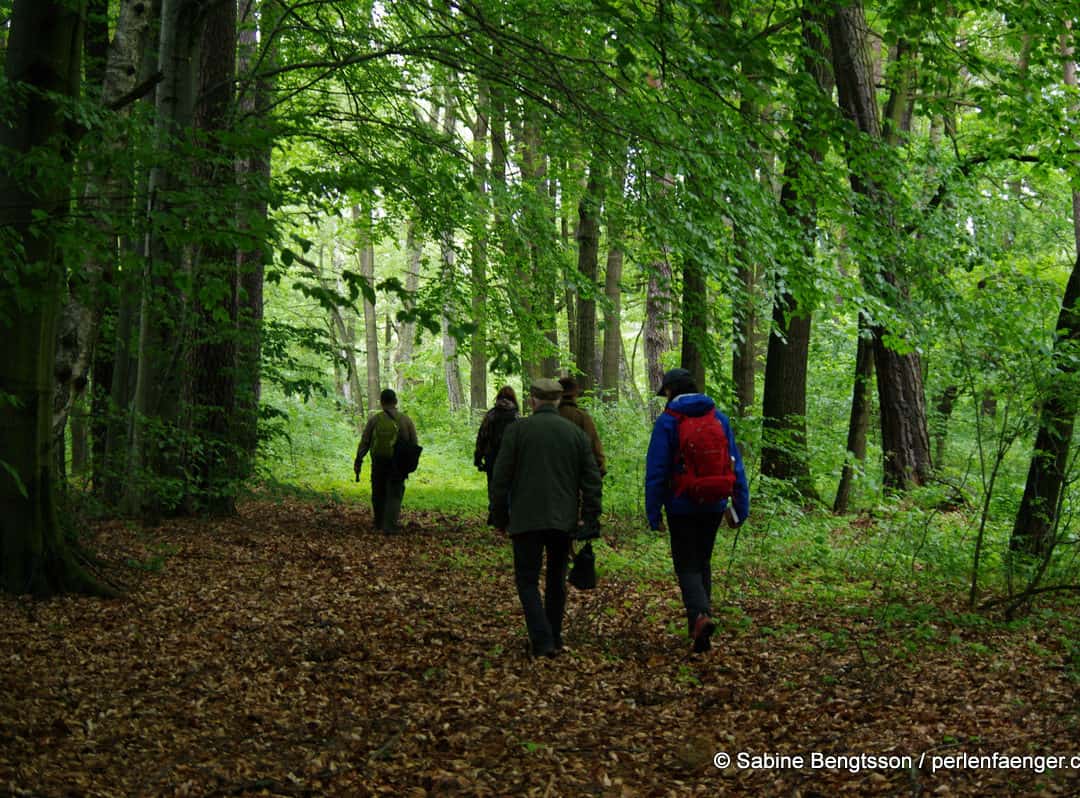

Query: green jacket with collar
[490,403,602,535]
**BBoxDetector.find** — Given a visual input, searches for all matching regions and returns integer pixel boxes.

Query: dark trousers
[668,512,723,632]
[511,530,572,653]
[370,456,405,533]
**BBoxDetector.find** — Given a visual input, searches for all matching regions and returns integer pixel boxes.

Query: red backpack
[665,409,736,503]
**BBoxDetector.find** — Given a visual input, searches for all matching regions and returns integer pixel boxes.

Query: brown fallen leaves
[1,498,1078,797]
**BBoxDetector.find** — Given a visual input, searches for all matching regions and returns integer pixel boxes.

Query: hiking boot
[691,613,715,654]
[526,640,558,659]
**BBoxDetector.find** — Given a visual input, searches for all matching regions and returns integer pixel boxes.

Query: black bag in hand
[391,437,423,479]
[568,542,597,590]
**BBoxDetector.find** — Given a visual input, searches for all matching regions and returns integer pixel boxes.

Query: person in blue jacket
[645,368,750,653]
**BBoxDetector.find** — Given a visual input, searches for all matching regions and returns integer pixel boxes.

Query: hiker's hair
[496,385,518,406]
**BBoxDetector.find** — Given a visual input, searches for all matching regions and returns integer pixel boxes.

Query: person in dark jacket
[645,368,749,653]
[491,378,603,658]
[474,385,520,525]
[558,377,607,477]
[354,389,419,535]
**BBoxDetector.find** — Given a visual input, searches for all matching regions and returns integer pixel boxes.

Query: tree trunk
[601,155,626,403]
[574,161,603,393]
[680,258,708,390]
[1010,26,1080,557]
[125,0,200,517]
[645,260,673,406]
[53,0,157,479]
[188,0,239,514]
[829,2,931,490]
[469,80,490,411]
[760,10,833,498]
[833,315,875,513]
[394,218,421,392]
[234,0,275,480]
[0,0,114,596]
[354,205,380,408]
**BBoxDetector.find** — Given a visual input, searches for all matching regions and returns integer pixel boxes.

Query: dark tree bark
[233,0,276,480]
[125,0,201,517]
[829,2,931,491]
[0,0,115,595]
[760,11,833,499]
[1010,27,1080,557]
[834,315,875,513]
[680,258,707,390]
[189,0,239,514]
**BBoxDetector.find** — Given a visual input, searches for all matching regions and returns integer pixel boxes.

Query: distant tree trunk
[574,161,603,393]
[1010,26,1080,557]
[760,10,833,499]
[731,96,760,418]
[233,0,275,480]
[834,315,875,513]
[680,258,707,390]
[645,260,674,407]
[601,156,627,403]
[932,384,959,468]
[125,0,200,517]
[469,81,490,411]
[0,0,114,595]
[394,217,421,392]
[829,2,931,490]
[441,234,465,410]
[188,0,239,514]
[354,205,380,407]
[53,0,157,479]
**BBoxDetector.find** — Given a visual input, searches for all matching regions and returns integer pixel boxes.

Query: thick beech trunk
[760,11,833,498]
[0,0,114,595]
[1011,29,1080,557]
[829,2,931,491]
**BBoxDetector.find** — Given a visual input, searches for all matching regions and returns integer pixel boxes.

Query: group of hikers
[353,368,750,657]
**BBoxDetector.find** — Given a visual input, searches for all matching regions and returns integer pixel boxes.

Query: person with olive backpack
[354,389,420,535]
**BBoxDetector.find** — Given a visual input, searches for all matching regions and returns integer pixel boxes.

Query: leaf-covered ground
[2,498,1078,797]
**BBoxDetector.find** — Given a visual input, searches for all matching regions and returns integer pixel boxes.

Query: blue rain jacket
[645,393,750,530]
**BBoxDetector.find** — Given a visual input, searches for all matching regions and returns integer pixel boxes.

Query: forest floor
[2,497,1078,797]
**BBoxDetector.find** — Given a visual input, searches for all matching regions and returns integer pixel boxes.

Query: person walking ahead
[491,378,603,658]
[558,377,607,478]
[354,389,419,534]
[474,385,520,525]
[645,368,749,654]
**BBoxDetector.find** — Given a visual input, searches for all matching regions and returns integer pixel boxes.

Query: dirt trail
[2,499,1077,796]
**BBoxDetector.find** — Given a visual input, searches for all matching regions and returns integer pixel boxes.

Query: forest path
[1,498,1077,796]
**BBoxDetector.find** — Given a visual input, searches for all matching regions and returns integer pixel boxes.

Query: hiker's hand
[577,520,600,541]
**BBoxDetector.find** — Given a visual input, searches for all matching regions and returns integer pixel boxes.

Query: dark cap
[530,378,564,401]
[558,376,578,397]
[656,367,691,396]
[380,388,398,405]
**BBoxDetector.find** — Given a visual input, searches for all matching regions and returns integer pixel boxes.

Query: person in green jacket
[490,378,603,658]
